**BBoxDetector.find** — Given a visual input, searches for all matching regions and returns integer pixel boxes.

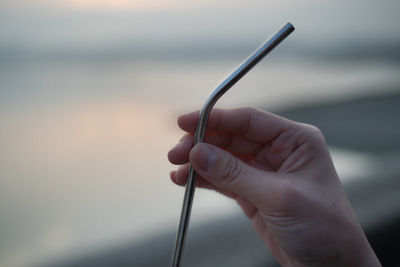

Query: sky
[1,0,399,59]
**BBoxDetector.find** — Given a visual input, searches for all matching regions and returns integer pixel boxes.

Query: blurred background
[1,0,399,266]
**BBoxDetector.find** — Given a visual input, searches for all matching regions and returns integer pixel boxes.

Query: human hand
[168,107,380,267]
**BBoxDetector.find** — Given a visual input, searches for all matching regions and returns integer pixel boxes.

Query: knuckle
[300,123,326,143]
[303,123,321,134]
[309,124,323,137]
[236,107,263,135]
[243,106,259,115]
[239,106,255,113]
[218,156,243,188]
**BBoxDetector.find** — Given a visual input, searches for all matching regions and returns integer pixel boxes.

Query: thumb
[189,143,275,204]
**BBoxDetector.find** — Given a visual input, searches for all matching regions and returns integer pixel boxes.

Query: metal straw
[171,22,295,267]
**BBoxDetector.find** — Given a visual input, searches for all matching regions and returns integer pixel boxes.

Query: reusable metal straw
[171,22,295,267]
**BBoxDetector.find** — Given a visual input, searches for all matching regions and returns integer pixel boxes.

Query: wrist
[314,224,381,267]
[333,237,381,267]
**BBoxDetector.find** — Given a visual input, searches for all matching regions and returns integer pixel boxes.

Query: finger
[170,164,236,198]
[171,163,217,189]
[167,134,193,165]
[207,133,264,156]
[189,142,280,206]
[178,107,295,144]
[168,133,263,165]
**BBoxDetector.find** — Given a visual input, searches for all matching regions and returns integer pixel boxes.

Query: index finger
[177,107,296,144]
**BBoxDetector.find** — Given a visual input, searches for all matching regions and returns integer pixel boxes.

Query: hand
[168,107,380,267]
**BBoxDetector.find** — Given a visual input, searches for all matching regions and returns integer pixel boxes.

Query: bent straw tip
[284,22,295,32]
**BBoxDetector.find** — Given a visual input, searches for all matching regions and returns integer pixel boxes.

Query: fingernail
[192,143,217,172]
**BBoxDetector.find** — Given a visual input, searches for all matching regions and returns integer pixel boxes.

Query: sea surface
[1,54,399,266]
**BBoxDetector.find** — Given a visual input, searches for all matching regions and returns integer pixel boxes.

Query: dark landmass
[1,39,400,64]
[276,89,400,154]
[45,90,400,267]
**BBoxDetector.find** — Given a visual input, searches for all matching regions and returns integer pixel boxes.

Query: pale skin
[168,107,381,267]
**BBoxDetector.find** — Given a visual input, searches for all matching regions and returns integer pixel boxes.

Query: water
[0,56,398,266]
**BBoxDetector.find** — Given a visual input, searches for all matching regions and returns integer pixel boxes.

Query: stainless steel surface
[171,22,295,267]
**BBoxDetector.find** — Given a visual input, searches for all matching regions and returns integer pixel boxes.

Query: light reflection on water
[0,59,398,266]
